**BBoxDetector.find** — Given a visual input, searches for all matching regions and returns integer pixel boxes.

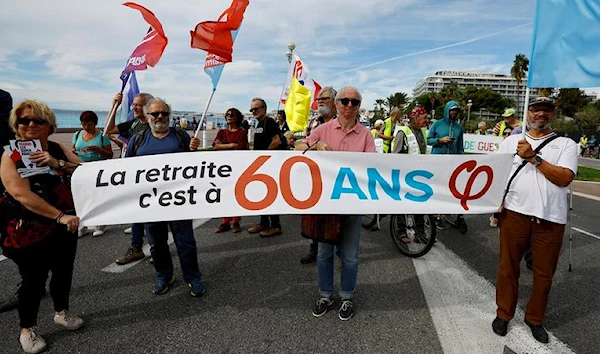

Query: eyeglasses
[316,97,331,102]
[249,106,264,113]
[148,111,170,118]
[503,131,511,136]
[339,98,361,107]
[529,106,554,113]
[17,117,47,126]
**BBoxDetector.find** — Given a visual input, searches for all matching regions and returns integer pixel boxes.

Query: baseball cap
[529,96,555,108]
[374,119,384,127]
[502,108,516,117]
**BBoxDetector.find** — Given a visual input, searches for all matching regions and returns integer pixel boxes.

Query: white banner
[72,151,513,226]
[463,133,503,154]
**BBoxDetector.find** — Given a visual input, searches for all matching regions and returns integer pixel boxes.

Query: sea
[54,109,229,129]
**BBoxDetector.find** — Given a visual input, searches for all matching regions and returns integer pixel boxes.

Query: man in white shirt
[492,97,578,344]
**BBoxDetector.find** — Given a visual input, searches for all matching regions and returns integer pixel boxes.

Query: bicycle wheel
[362,214,378,230]
[390,214,436,258]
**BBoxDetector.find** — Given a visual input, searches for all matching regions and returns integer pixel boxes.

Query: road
[578,156,600,170]
[1,194,599,353]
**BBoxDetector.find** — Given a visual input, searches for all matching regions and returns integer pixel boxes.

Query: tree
[385,92,408,113]
[535,87,554,97]
[556,88,591,117]
[511,54,529,119]
[574,107,600,131]
[373,99,386,121]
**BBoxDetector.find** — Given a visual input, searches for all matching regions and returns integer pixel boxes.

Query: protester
[1,99,84,354]
[381,107,401,153]
[276,109,289,135]
[297,86,376,321]
[588,134,597,158]
[299,86,337,264]
[579,133,588,157]
[71,110,112,237]
[105,92,154,265]
[493,108,522,136]
[371,119,384,139]
[427,100,465,229]
[127,97,205,296]
[476,121,488,135]
[190,108,248,234]
[492,97,578,344]
[246,98,283,237]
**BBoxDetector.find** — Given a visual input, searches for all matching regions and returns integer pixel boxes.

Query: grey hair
[478,121,487,129]
[144,97,172,116]
[320,86,337,99]
[335,86,362,102]
[135,93,154,104]
[251,97,267,110]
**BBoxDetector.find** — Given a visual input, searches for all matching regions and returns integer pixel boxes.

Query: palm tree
[536,87,554,97]
[511,54,529,118]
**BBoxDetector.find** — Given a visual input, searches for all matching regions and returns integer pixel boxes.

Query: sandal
[400,233,412,243]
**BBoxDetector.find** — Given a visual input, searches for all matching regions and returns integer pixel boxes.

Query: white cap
[374,119,384,127]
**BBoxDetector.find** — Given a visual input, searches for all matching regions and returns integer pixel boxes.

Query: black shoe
[525,318,549,343]
[300,253,317,264]
[312,296,334,317]
[338,299,355,321]
[492,317,508,336]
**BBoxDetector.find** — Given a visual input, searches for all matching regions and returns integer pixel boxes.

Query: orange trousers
[495,209,565,325]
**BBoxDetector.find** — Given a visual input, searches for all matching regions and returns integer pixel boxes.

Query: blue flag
[204,30,239,90]
[528,0,600,88]
[118,71,140,123]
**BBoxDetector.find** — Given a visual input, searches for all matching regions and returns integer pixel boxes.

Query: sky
[0,0,555,114]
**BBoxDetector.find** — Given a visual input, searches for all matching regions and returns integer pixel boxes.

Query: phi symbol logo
[449,160,493,211]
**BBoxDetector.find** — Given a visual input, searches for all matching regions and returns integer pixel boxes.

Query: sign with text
[72,151,513,226]
[463,134,503,154]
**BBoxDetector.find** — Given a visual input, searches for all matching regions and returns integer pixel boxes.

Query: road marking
[572,227,600,241]
[413,242,575,354]
[571,191,600,202]
[101,219,209,273]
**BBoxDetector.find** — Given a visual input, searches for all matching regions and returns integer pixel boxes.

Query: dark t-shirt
[0,89,14,148]
[253,117,279,150]
[118,118,149,141]
[126,128,191,157]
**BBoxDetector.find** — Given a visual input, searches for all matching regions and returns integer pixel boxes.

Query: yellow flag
[284,77,311,133]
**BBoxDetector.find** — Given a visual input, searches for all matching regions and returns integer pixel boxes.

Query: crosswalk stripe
[101,218,209,273]
[414,241,576,354]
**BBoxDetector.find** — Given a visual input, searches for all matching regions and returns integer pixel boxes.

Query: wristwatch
[57,159,66,168]
[531,155,542,167]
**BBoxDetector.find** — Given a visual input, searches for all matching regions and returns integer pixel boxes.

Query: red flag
[121,2,168,79]
[311,79,322,110]
[190,0,249,63]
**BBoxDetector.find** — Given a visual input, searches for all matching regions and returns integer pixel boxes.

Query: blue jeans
[131,223,144,249]
[317,215,361,300]
[145,219,202,284]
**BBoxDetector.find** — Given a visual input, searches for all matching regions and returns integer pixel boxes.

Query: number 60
[235,155,323,210]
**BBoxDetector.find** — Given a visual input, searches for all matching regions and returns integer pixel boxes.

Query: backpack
[129,127,188,156]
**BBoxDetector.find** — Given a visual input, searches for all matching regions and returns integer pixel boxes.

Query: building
[413,70,537,118]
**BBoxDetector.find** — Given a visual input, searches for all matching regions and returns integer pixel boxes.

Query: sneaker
[152,275,175,295]
[20,329,47,354]
[525,318,549,343]
[435,217,446,230]
[248,224,268,234]
[312,296,334,317]
[54,310,84,330]
[115,246,145,265]
[300,253,317,264]
[492,317,508,336]
[231,222,242,233]
[78,226,90,238]
[215,223,231,233]
[188,279,206,297]
[92,228,105,237]
[259,227,282,238]
[339,299,355,321]
[124,227,132,234]
[489,215,498,228]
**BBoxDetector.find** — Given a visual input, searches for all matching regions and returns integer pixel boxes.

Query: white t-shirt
[497,132,578,224]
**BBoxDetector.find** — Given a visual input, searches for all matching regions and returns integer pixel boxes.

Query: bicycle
[389,214,437,258]
[440,214,468,234]
[362,214,387,231]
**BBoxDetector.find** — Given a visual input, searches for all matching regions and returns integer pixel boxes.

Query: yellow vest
[580,137,588,145]
[398,126,427,154]
[499,120,522,136]
[383,118,393,152]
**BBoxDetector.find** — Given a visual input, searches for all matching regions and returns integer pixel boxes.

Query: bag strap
[502,134,559,203]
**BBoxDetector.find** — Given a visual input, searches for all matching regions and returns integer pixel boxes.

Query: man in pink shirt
[296,86,375,321]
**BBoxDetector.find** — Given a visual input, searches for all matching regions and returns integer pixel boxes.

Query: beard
[150,120,170,133]
[318,105,332,118]
[527,117,551,131]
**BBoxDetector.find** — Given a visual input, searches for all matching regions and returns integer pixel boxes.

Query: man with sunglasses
[247,98,284,238]
[104,92,155,265]
[300,86,337,264]
[492,97,577,343]
[296,86,376,321]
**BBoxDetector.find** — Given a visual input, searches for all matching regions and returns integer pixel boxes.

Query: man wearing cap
[371,119,384,139]
[492,96,578,344]
[493,108,522,137]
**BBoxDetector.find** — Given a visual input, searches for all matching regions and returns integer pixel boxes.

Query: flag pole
[521,87,530,139]
[276,42,296,115]
[194,88,216,139]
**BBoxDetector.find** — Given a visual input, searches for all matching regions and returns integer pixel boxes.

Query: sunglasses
[225,113,235,117]
[339,98,361,107]
[503,131,511,136]
[17,117,47,126]
[148,111,170,118]
[249,106,264,113]
[316,97,331,102]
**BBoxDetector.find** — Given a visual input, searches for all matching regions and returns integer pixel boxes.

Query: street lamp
[286,42,296,63]
[467,99,472,121]
[479,107,486,119]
